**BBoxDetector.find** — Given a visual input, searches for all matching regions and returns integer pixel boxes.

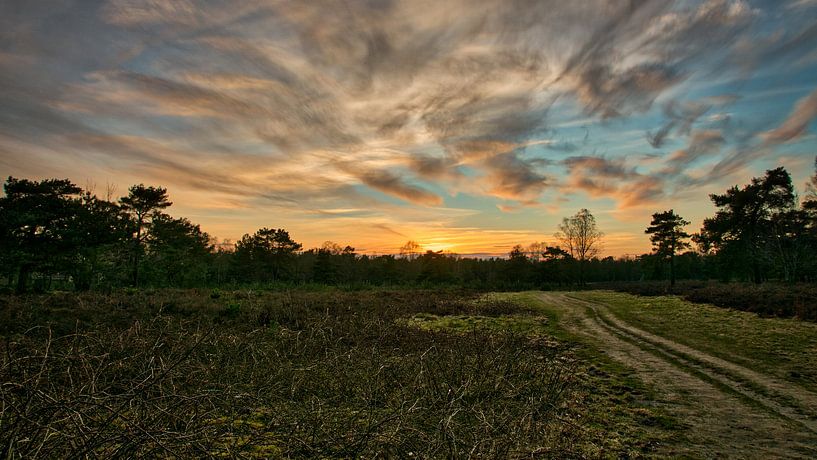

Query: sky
[2,0,817,257]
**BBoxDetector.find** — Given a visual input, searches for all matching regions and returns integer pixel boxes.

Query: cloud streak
[1,0,816,253]
[762,88,817,144]
[562,155,665,208]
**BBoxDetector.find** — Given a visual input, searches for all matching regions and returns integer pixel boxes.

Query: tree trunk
[132,216,143,287]
[578,259,585,288]
[132,247,141,287]
[752,258,762,285]
[15,264,30,295]
[669,253,676,290]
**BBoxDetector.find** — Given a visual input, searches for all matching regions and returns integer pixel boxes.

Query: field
[1,289,816,458]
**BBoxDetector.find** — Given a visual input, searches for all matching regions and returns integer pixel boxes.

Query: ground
[515,291,817,458]
[2,289,816,458]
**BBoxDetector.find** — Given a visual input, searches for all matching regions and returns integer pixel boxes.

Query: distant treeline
[1,158,816,293]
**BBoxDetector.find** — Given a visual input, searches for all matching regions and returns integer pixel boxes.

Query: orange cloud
[762,88,817,144]
[562,156,665,209]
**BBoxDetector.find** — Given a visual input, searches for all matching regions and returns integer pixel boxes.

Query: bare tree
[105,182,118,202]
[555,209,603,286]
[399,240,422,260]
[321,241,344,255]
[526,241,548,262]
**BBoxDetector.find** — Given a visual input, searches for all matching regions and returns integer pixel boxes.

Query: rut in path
[537,292,817,458]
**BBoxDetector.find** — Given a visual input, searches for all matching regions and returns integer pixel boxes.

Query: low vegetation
[0,289,683,458]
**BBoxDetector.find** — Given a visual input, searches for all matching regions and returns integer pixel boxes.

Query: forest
[3,159,816,291]
[2,159,817,308]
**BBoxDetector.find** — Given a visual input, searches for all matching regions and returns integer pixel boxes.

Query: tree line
[1,158,816,293]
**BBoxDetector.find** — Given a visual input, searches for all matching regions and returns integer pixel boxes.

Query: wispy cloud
[562,155,665,208]
[662,129,726,175]
[762,88,817,144]
[351,167,443,206]
[1,0,816,253]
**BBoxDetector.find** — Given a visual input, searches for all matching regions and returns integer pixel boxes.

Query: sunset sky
[2,0,817,257]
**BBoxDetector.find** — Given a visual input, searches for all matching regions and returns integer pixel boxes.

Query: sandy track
[537,292,817,458]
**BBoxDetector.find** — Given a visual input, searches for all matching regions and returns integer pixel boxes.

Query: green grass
[573,291,817,392]
[480,292,688,456]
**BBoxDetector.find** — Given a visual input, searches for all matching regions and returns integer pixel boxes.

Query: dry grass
[1,290,579,458]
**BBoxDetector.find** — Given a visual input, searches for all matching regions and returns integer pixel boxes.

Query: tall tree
[645,210,690,288]
[506,244,533,285]
[71,192,129,290]
[556,209,603,286]
[234,228,302,282]
[119,185,172,286]
[697,167,796,283]
[144,214,212,287]
[311,241,347,284]
[0,177,82,293]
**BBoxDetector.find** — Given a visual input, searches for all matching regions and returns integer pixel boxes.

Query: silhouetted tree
[645,210,690,288]
[769,208,810,282]
[336,244,357,283]
[119,185,172,287]
[556,209,603,286]
[399,240,422,260]
[0,177,82,293]
[312,241,352,284]
[71,192,129,290]
[526,242,548,262]
[418,250,456,284]
[210,239,235,285]
[534,245,571,286]
[234,228,302,282]
[542,246,570,261]
[795,157,817,280]
[697,167,795,283]
[7,162,817,291]
[506,245,533,285]
[144,214,212,286]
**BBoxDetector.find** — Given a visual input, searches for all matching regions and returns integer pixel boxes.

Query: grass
[594,281,817,321]
[0,289,690,458]
[483,292,689,456]
[573,291,817,393]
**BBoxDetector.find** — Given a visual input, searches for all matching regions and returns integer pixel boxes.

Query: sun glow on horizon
[421,242,454,253]
[1,1,816,258]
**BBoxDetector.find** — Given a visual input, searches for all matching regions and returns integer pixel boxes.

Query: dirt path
[537,292,817,458]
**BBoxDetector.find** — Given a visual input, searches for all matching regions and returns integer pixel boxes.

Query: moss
[407,313,548,335]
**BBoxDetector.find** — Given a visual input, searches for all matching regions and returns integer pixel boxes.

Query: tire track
[537,292,817,458]
[566,293,817,432]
